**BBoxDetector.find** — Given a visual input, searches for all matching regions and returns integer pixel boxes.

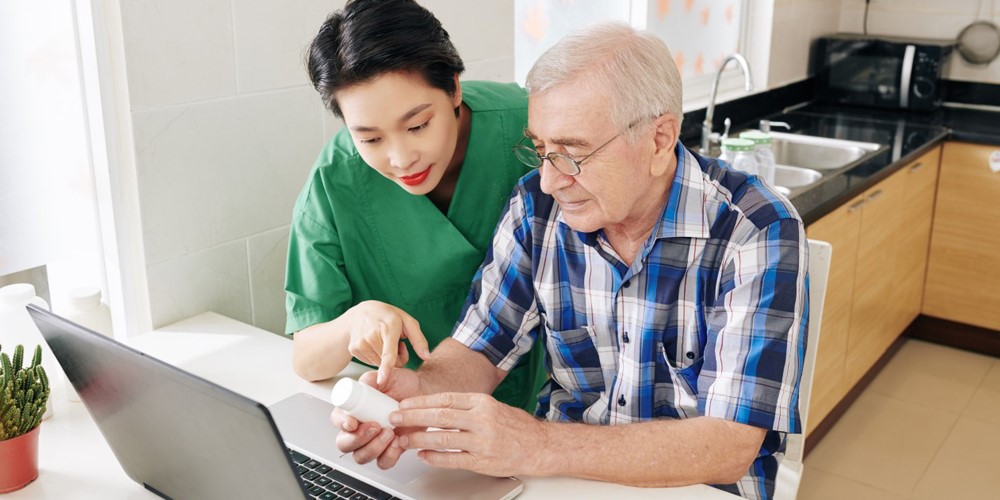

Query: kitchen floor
[799,339,1000,499]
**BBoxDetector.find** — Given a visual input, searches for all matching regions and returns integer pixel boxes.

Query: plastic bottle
[739,130,777,186]
[330,377,399,429]
[60,286,113,337]
[719,138,759,176]
[57,286,113,402]
[0,283,60,419]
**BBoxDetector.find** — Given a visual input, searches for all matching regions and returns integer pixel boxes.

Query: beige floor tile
[909,417,1000,500]
[804,391,958,495]
[797,466,905,500]
[963,360,1000,426]
[866,340,994,412]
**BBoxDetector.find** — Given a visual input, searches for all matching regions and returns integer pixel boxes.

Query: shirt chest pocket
[543,325,607,394]
[661,307,705,372]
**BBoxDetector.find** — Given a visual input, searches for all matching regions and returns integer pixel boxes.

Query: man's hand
[344,301,432,386]
[390,392,547,477]
[330,369,425,469]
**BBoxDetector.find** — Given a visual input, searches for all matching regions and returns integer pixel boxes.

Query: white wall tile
[120,0,237,109]
[147,241,252,328]
[422,0,514,64]
[133,87,323,265]
[247,226,289,335]
[232,0,339,93]
[464,56,515,82]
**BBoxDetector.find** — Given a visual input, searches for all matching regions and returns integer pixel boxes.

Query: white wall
[767,0,844,88]
[117,1,515,334]
[839,0,1000,84]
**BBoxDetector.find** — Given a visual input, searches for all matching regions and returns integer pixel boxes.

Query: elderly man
[333,22,808,500]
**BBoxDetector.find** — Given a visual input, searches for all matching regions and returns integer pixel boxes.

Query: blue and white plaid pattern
[451,143,809,500]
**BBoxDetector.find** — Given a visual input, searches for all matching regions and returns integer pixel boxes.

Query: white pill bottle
[330,378,399,429]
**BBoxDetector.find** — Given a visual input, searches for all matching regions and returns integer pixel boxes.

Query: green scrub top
[285,81,546,413]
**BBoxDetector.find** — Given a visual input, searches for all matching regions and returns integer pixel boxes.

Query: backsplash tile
[247,226,290,335]
[133,87,322,265]
[232,0,334,93]
[147,241,252,329]
[121,0,237,109]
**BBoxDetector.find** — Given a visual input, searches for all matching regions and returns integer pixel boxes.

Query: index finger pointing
[377,321,397,386]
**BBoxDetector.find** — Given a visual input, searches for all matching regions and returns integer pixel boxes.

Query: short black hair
[306,0,466,117]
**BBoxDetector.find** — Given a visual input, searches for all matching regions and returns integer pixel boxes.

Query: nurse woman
[284,0,546,414]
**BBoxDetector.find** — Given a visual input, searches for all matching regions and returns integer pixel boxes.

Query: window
[514,0,755,111]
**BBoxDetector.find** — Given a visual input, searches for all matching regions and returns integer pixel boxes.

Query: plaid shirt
[451,143,809,500]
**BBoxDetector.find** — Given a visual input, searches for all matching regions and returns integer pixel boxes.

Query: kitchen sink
[774,164,822,188]
[769,131,883,171]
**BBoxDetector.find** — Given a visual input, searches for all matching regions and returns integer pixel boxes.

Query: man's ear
[650,113,679,176]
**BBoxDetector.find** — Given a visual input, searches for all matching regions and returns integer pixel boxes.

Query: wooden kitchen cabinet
[924,142,1000,330]
[804,194,863,433]
[804,145,941,434]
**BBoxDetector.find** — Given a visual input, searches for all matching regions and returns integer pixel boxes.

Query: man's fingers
[417,450,474,470]
[390,407,476,431]
[377,321,398,386]
[351,427,396,465]
[399,429,475,452]
[376,438,407,470]
[395,341,409,367]
[399,392,481,411]
[400,314,431,359]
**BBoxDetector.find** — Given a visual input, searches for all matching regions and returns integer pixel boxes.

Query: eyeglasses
[511,118,648,176]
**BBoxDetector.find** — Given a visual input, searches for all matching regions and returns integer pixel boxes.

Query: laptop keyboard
[288,448,399,500]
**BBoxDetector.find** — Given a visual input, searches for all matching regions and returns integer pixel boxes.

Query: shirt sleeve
[450,186,541,372]
[699,217,809,433]
[284,181,354,335]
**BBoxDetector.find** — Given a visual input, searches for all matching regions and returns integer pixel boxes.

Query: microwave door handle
[900,44,915,107]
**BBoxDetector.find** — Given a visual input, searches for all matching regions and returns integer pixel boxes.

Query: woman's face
[335,71,462,195]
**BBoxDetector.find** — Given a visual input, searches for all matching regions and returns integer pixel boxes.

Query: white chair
[773,239,832,500]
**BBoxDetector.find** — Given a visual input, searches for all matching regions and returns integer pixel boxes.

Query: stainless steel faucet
[701,53,754,153]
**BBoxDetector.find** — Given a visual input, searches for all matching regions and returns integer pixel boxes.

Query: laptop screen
[29,305,307,500]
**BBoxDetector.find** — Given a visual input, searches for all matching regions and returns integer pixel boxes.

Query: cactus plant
[0,343,50,441]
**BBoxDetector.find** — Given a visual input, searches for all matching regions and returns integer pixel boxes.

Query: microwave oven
[812,34,954,111]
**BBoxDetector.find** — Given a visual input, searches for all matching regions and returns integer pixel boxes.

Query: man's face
[336,71,462,195]
[526,85,657,234]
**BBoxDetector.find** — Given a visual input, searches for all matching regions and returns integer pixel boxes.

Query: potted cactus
[0,344,50,493]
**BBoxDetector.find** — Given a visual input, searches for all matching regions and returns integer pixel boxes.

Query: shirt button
[686,351,695,360]
[623,280,631,288]
[623,331,630,344]
[618,395,626,407]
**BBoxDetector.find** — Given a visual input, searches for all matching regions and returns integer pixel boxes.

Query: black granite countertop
[684,101,999,225]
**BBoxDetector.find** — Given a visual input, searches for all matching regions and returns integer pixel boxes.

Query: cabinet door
[805,194,864,434]
[894,147,941,332]
[846,171,907,387]
[924,142,1000,330]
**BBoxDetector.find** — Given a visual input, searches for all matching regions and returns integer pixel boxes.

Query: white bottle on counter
[330,377,399,429]
[58,286,113,402]
[0,283,60,419]
[719,138,759,176]
[61,286,113,337]
[739,130,777,186]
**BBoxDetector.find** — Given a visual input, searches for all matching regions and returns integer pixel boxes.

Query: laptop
[28,305,523,500]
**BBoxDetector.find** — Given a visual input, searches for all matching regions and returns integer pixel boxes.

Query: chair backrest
[774,238,832,499]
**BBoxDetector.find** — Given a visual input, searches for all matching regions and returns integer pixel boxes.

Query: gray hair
[525,22,683,143]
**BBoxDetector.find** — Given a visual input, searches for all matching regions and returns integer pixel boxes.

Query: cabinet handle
[847,199,867,213]
[867,190,884,202]
[909,162,924,173]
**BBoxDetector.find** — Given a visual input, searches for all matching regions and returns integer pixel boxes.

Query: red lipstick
[399,167,431,186]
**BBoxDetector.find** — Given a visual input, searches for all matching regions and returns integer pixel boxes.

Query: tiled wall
[119,1,514,334]
[839,0,1000,84]
[767,0,844,88]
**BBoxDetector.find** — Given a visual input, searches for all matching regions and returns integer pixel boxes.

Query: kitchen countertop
[686,102,1000,226]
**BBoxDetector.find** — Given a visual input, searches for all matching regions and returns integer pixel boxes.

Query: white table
[11,312,731,499]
